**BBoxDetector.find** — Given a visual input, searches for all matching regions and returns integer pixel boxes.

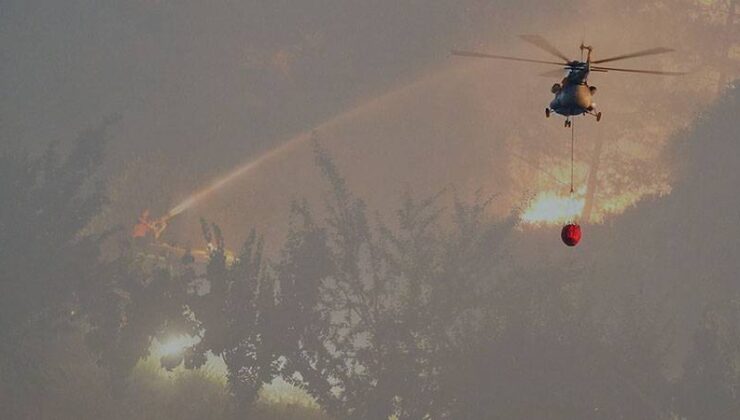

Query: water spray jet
[159,69,443,223]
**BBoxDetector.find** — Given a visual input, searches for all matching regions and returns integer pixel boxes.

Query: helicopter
[452,35,685,127]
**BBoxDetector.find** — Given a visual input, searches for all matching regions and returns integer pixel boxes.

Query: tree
[184,222,279,410]
[0,118,113,416]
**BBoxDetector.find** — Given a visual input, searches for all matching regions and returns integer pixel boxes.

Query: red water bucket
[561,223,582,247]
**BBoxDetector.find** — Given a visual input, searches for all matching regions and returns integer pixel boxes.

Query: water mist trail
[166,69,445,219]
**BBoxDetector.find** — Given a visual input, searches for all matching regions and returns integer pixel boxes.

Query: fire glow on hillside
[520,190,585,226]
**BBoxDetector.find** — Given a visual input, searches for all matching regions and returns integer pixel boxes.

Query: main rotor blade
[591,65,686,75]
[451,50,566,66]
[519,34,571,63]
[592,47,674,64]
[539,66,612,77]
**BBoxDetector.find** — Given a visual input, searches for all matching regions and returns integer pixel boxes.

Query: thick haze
[1,1,738,419]
[6,0,730,248]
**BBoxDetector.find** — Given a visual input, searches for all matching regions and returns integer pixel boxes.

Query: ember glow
[520,190,585,226]
[154,334,199,358]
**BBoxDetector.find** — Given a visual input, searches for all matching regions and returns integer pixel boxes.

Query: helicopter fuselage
[549,67,595,116]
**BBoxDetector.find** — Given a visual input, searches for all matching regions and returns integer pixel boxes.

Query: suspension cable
[570,119,575,194]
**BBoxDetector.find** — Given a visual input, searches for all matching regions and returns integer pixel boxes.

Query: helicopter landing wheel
[545,108,551,118]
[596,112,602,122]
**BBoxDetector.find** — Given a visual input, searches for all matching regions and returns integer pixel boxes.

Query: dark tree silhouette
[0,119,114,416]
[185,222,278,409]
